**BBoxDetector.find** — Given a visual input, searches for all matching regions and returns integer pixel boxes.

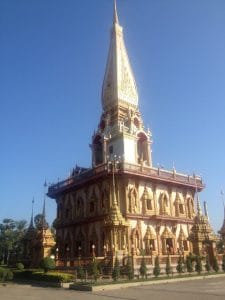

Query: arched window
[137,132,149,165]
[93,135,103,165]
[160,193,169,215]
[187,197,194,219]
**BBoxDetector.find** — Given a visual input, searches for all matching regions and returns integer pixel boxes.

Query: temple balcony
[48,162,204,198]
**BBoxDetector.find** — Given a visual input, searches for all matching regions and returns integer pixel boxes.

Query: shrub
[222,254,225,272]
[212,255,219,273]
[125,257,134,280]
[0,268,13,282]
[195,256,202,274]
[176,256,184,274]
[153,256,160,277]
[77,265,85,280]
[13,270,74,282]
[88,259,99,282]
[165,256,172,276]
[40,257,55,273]
[139,256,147,279]
[16,262,24,270]
[186,255,193,273]
[205,255,211,272]
[112,256,120,281]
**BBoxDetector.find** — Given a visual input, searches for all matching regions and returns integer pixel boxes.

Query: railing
[48,162,203,195]
[121,162,203,186]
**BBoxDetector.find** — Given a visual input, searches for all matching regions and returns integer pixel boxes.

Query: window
[147,199,152,210]
[179,204,184,214]
[109,145,113,154]
[150,239,155,251]
[183,240,188,251]
[90,201,95,213]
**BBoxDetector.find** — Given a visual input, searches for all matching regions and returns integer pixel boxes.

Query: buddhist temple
[47,1,218,270]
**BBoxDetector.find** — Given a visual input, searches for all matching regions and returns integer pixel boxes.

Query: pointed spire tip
[113,0,119,25]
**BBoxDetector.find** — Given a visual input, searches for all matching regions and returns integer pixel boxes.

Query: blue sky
[1,0,225,231]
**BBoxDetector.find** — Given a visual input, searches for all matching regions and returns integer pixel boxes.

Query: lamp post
[66,246,70,267]
[103,245,107,257]
[78,246,82,266]
[78,246,82,257]
[150,244,153,265]
[55,247,59,265]
[108,155,121,206]
[166,244,170,255]
[131,244,135,276]
[92,244,95,259]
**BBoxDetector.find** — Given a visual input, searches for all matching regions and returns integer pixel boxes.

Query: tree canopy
[0,218,27,265]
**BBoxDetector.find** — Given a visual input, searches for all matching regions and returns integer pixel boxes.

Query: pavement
[0,276,225,300]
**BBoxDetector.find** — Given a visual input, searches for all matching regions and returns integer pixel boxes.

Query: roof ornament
[195,181,202,216]
[113,0,119,24]
[28,197,35,229]
[203,201,209,220]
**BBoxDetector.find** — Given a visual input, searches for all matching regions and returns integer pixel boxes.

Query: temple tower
[92,1,152,168]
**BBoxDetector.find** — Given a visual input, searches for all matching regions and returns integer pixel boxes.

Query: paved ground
[0,277,225,300]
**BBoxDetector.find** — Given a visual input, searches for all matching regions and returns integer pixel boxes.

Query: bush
[176,256,184,274]
[165,256,172,276]
[186,255,193,273]
[195,256,202,274]
[125,257,134,280]
[212,255,219,273]
[16,262,24,270]
[88,259,99,282]
[13,270,74,283]
[222,254,225,272]
[139,256,147,279]
[0,267,13,282]
[40,257,55,273]
[77,265,85,280]
[112,256,120,281]
[205,255,211,272]
[153,256,160,277]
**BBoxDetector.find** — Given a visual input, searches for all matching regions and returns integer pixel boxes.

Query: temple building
[23,199,55,267]
[219,205,225,242]
[48,2,217,268]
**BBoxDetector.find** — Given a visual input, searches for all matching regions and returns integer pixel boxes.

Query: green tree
[176,255,184,274]
[77,265,85,280]
[0,218,27,265]
[205,255,211,273]
[216,240,225,254]
[89,258,99,282]
[34,214,48,230]
[212,255,219,273]
[186,254,193,273]
[153,256,161,277]
[112,256,120,281]
[195,256,202,274]
[222,254,225,272]
[125,257,134,280]
[165,256,172,276]
[40,257,55,273]
[139,256,147,279]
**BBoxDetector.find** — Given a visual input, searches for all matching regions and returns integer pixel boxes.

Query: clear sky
[1,0,225,231]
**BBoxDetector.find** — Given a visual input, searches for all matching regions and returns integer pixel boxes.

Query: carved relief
[128,185,138,213]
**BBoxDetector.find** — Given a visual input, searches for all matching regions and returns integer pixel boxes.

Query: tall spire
[29,197,34,229]
[203,201,209,220]
[41,180,48,229]
[113,0,119,24]
[196,189,202,216]
[102,1,138,111]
